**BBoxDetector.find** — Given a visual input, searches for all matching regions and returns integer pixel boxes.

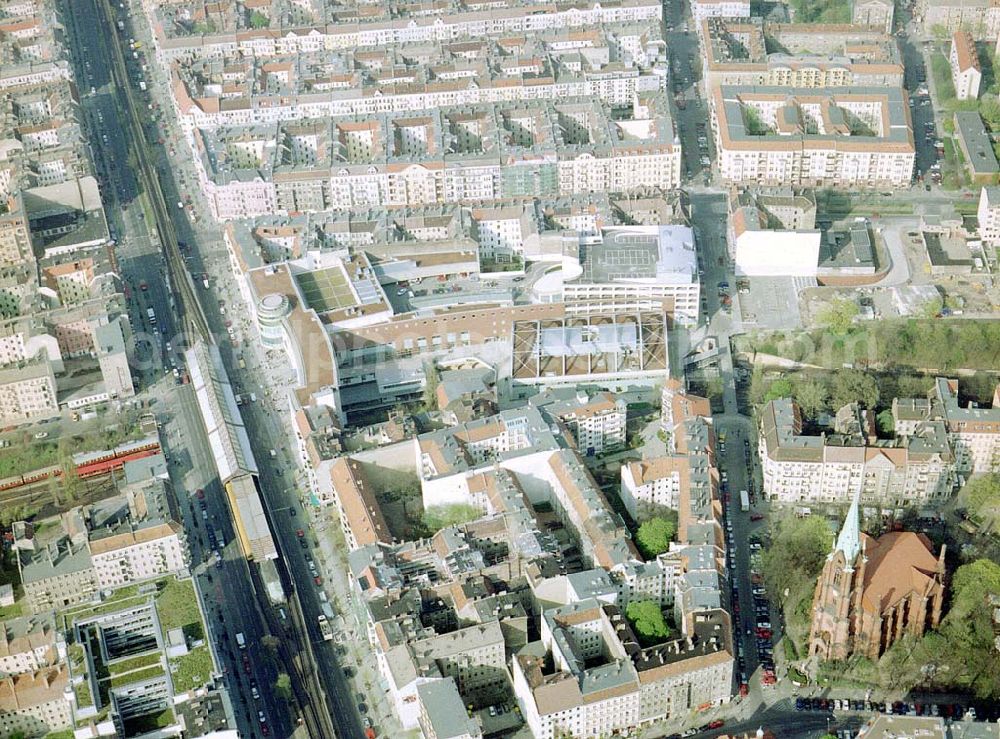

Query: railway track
[88,3,336,737]
[92,0,211,343]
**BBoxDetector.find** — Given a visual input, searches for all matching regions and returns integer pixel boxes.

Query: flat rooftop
[576,226,696,285]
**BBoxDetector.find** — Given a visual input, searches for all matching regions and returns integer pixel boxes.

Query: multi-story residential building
[620,457,691,518]
[0,666,71,738]
[0,359,58,427]
[92,314,135,400]
[0,210,32,267]
[931,377,1000,473]
[147,0,664,62]
[416,678,483,739]
[193,96,680,219]
[920,0,1000,39]
[977,185,1000,246]
[17,484,188,611]
[533,389,628,455]
[328,457,392,550]
[710,86,915,188]
[89,520,188,590]
[513,599,731,739]
[852,0,894,32]
[758,399,956,505]
[471,205,538,265]
[691,0,750,23]
[0,615,61,677]
[700,19,905,89]
[950,32,982,100]
[661,379,712,430]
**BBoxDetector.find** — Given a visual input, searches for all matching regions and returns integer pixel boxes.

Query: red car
[750,513,764,521]
[296,529,305,538]
[739,683,749,697]
[261,724,269,736]
[196,489,205,499]
[314,576,323,586]
[708,720,725,729]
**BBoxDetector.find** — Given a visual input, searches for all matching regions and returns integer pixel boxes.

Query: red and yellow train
[0,437,161,492]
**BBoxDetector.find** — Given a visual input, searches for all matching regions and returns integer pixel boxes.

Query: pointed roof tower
[833,488,862,566]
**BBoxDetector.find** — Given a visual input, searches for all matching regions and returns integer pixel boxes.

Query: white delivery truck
[235,632,246,649]
[740,489,750,512]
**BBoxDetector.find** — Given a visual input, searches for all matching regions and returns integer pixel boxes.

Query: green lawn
[0,441,59,478]
[169,646,214,693]
[108,652,162,676]
[44,730,76,739]
[155,578,203,639]
[108,664,164,689]
[74,679,93,707]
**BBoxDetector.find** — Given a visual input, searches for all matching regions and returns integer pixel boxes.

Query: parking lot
[737,277,806,329]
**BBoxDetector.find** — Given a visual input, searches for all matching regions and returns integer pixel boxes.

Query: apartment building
[661,379,712,430]
[920,0,1000,39]
[758,399,956,505]
[0,666,71,738]
[950,32,982,100]
[691,0,750,22]
[417,678,483,739]
[0,211,32,267]
[89,521,187,589]
[711,86,915,188]
[92,314,135,400]
[700,19,905,89]
[328,457,392,550]
[620,457,692,518]
[194,96,680,219]
[977,185,1000,246]
[0,359,58,427]
[513,599,731,739]
[533,389,628,455]
[853,0,894,33]
[728,189,822,276]
[931,377,1000,473]
[0,615,60,677]
[148,0,663,61]
[18,489,188,611]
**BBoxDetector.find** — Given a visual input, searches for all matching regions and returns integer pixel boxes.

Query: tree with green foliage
[625,600,672,645]
[980,95,1000,131]
[816,297,859,335]
[635,517,676,558]
[422,503,481,533]
[793,376,830,418]
[764,378,794,403]
[761,514,833,609]
[876,409,895,436]
[249,11,269,28]
[962,474,1000,520]
[788,0,850,23]
[274,673,292,701]
[830,369,879,410]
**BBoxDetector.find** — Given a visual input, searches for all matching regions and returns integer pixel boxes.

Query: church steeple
[834,489,862,565]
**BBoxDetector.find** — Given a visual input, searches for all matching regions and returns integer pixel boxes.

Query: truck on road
[236,632,246,649]
[740,489,750,512]
[318,615,334,641]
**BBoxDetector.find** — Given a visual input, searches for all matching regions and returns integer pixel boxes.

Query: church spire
[834,489,862,564]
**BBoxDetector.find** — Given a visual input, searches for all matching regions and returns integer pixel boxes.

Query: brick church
[808,493,947,661]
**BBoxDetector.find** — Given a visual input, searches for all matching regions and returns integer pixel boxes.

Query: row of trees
[750,367,880,419]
